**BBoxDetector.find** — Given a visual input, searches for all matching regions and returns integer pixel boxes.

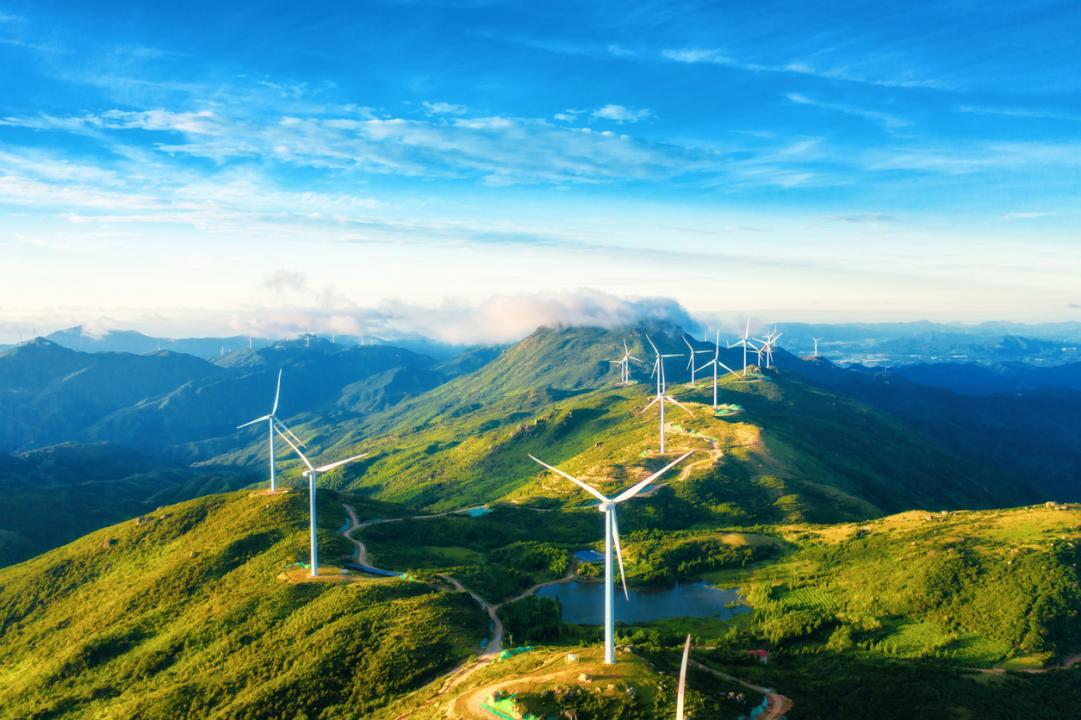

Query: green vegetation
[0,489,486,719]
[0,442,254,566]
[738,506,1081,665]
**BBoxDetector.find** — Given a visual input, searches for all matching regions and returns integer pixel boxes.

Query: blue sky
[1,0,1079,342]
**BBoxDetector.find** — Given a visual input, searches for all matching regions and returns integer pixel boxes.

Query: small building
[748,648,769,664]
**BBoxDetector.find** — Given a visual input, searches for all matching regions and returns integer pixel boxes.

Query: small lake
[537,580,749,624]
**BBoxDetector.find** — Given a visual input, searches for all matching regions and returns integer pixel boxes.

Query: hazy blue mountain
[0,337,489,457]
[877,360,1081,395]
[789,357,1081,500]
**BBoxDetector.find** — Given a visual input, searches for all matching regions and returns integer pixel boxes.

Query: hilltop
[0,489,486,720]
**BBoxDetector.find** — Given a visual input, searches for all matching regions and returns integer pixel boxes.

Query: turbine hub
[597,501,611,512]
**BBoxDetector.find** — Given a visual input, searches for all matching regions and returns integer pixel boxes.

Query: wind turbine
[676,634,692,720]
[643,335,691,453]
[609,339,643,385]
[696,330,740,409]
[728,320,754,376]
[756,329,783,369]
[236,369,302,493]
[528,451,693,664]
[682,336,711,386]
[812,336,823,358]
[273,422,366,577]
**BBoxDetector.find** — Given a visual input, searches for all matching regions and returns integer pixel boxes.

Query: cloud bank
[228,287,700,345]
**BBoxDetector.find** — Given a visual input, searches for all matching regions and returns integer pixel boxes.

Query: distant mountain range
[2,325,481,360]
[0,337,479,457]
[4,321,1081,567]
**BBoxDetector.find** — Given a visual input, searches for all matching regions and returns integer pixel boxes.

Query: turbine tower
[236,369,302,493]
[728,319,754,375]
[696,330,740,409]
[643,335,691,453]
[528,452,693,664]
[682,336,711,386]
[812,336,823,357]
[273,423,366,577]
[756,329,783,369]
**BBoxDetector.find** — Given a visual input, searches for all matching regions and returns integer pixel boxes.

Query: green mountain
[0,337,470,457]
[235,325,1034,523]
[0,443,254,566]
[0,489,485,719]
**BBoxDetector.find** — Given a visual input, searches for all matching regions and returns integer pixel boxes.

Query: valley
[1,322,1079,719]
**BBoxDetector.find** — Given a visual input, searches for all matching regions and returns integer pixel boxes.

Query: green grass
[0,489,487,719]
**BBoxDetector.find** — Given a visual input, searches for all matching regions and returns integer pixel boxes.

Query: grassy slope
[0,489,486,720]
[295,365,1026,528]
[0,443,257,567]
[737,504,1081,665]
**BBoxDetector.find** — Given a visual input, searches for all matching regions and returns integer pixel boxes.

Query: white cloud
[229,287,699,345]
[663,48,944,89]
[786,93,909,129]
[422,101,467,115]
[592,104,652,123]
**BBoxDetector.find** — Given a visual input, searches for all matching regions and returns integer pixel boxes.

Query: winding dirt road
[689,659,793,720]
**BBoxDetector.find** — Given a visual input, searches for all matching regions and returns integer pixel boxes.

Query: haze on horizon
[2,0,1080,344]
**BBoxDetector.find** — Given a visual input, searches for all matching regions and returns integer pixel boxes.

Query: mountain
[213,325,1038,524]
[0,443,254,566]
[789,357,1081,501]
[775,322,1081,365]
[878,360,1081,395]
[44,326,272,358]
[0,338,477,457]
[0,490,486,719]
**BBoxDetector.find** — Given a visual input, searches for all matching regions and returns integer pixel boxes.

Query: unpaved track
[689,659,793,720]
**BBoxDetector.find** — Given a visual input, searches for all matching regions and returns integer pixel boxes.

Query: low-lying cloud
[233,286,700,345]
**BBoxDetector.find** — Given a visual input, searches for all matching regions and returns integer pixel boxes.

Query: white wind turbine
[643,335,692,453]
[676,634,692,720]
[728,319,754,376]
[683,336,711,386]
[609,339,643,385]
[273,423,366,577]
[696,330,740,409]
[755,329,783,369]
[528,451,693,664]
[236,369,305,493]
[812,336,823,358]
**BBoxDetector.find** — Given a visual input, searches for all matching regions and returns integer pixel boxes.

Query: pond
[537,580,749,624]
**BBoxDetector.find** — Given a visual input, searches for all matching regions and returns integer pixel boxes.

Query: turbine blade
[665,396,694,415]
[719,361,740,377]
[612,451,694,503]
[315,453,367,473]
[645,334,659,355]
[281,423,307,449]
[694,360,715,373]
[272,368,282,415]
[639,395,661,413]
[628,355,643,363]
[273,420,314,470]
[611,510,629,601]
[236,413,272,429]
[676,635,692,720]
[528,455,609,503]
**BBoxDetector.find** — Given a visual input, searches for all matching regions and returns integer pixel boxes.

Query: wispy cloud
[591,104,652,123]
[663,48,944,89]
[957,105,1081,123]
[786,93,909,129]
[422,101,467,115]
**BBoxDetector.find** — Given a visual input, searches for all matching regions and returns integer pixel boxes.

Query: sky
[1,0,1080,343]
